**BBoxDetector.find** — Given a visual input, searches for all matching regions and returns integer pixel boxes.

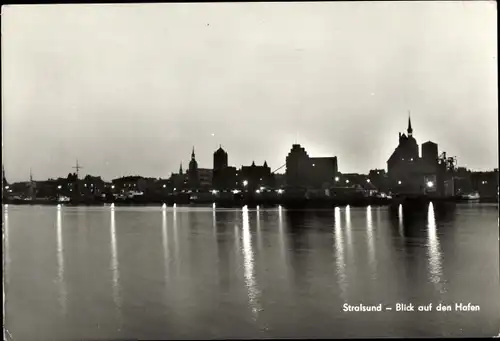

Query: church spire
[179,162,183,174]
[407,111,413,136]
[191,146,195,159]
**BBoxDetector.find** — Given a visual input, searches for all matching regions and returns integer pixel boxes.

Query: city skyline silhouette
[2,2,497,182]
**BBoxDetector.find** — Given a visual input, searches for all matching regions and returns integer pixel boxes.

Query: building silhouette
[285,144,338,189]
[188,147,200,189]
[386,115,447,195]
[212,146,237,190]
[239,161,274,190]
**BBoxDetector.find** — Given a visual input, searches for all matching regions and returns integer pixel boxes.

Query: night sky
[2,2,497,182]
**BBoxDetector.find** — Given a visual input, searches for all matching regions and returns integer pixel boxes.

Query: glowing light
[345,180,350,184]
[211,190,218,195]
[57,185,62,189]
[398,181,402,185]
[4,186,9,189]
[366,179,371,183]
[232,189,240,194]
[276,189,284,194]
[173,188,177,191]
[255,189,261,194]
[111,185,115,189]
[335,177,339,181]
[162,203,167,210]
[427,181,434,188]
[163,184,166,188]
[259,186,265,191]
[312,164,315,167]
[243,180,248,187]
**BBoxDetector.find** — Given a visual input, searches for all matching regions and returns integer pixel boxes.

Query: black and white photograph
[2,1,498,339]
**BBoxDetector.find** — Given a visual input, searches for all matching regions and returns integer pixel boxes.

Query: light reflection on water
[334,207,347,300]
[345,205,354,262]
[398,204,404,238]
[161,209,169,285]
[427,203,444,294]
[56,207,67,315]
[366,205,376,277]
[4,204,499,339]
[241,206,261,319]
[110,207,121,311]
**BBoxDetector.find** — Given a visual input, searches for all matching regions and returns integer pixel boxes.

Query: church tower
[407,113,413,137]
[188,147,199,189]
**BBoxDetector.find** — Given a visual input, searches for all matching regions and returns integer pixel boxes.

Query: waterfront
[3,203,499,339]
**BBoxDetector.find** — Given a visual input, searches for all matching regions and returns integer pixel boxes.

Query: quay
[2,193,497,208]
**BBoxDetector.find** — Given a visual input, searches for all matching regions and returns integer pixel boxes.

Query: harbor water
[3,203,499,339]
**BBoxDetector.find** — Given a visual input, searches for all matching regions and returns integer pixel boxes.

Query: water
[3,203,499,339]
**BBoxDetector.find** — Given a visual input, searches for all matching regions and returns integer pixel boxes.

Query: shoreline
[2,196,497,208]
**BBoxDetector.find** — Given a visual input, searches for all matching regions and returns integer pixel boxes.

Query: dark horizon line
[4,164,499,185]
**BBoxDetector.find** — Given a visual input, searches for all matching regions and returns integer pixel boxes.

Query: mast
[72,159,83,179]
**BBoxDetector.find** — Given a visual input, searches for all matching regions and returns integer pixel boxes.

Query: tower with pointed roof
[407,113,413,136]
[188,146,199,189]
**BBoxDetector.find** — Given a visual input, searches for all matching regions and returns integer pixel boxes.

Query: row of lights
[211,188,284,195]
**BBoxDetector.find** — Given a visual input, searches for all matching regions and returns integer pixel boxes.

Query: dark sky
[2,2,497,182]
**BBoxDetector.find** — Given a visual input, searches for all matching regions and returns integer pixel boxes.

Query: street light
[57,185,62,189]
[398,181,402,185]
[427,181,434,188]
[366,179,371,183]
[345,180,350,184]
[334,177,339,182]
[243,180,248,187]
[211,190,218,195]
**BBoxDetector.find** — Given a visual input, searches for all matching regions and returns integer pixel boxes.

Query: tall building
[387,116,419,177]
[310,157,338,188]
[386,116,444,195]
[212,146,237,190]
[285,144,338,188]
[286,144,312,187]
[188,147,200,189]
[213,145,228,170]
[422,141,438,165]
